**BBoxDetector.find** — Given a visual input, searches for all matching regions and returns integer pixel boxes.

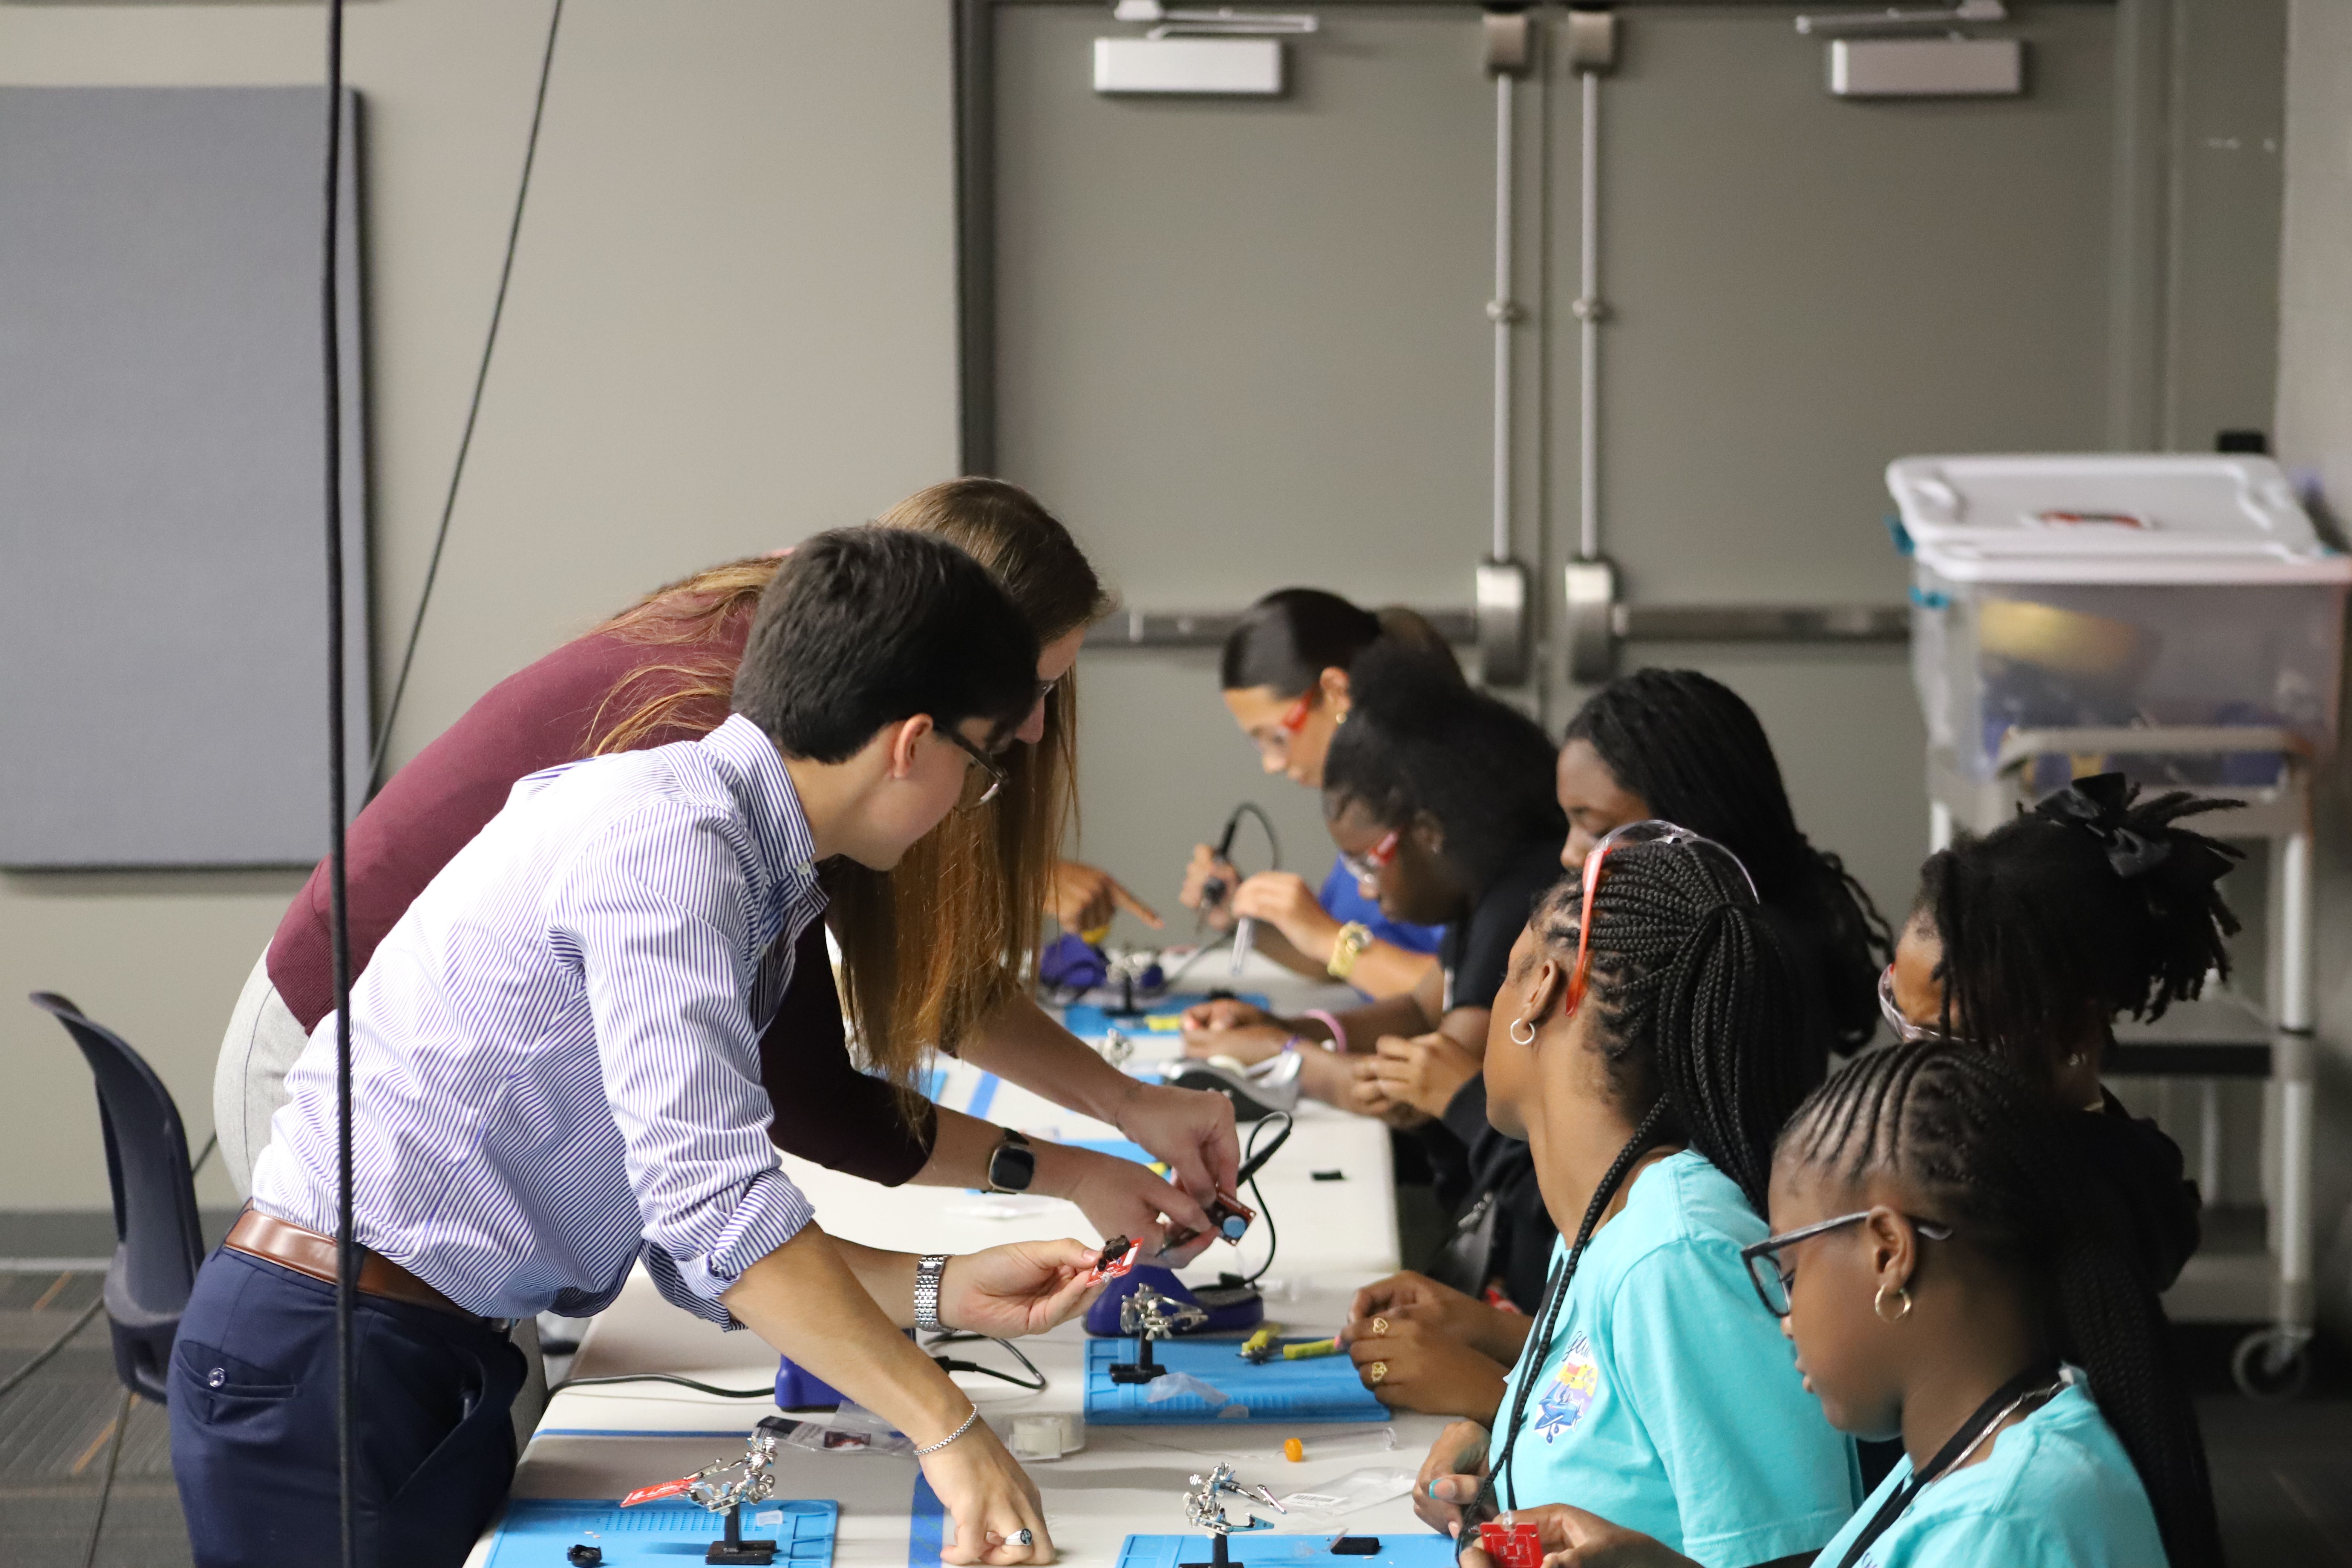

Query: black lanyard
[1833,1364,2060,1568]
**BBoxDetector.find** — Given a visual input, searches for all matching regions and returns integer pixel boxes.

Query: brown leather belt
[225,1209,477,1321]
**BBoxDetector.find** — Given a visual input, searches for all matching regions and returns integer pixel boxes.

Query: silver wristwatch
[914,1253,950,1333]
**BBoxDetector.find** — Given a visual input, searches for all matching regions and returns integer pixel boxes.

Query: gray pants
[211,949,549,1445]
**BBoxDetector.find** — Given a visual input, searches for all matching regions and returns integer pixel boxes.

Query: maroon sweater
[266,621,935,1184]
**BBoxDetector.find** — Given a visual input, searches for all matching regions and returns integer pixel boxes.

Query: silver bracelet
[913,1407,981,1458]
[914,1253,950,1333]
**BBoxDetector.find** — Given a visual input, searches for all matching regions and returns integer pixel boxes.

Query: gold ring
[1367,1360,1388,1385]
[1372,1317,1390,1336]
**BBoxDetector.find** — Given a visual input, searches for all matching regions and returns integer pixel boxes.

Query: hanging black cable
[368,0,566,788]
[318,2,357,1564]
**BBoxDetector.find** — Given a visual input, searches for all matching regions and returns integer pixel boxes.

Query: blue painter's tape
[910,1468,949,1568]
[967,1072,1001,1121]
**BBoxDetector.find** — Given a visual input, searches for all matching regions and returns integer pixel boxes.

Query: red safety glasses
[1564,820,1758,1015]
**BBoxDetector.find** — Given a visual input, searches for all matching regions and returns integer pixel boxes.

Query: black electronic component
[1311,1170,1345,1182]
[1331,1539,1381,1555]
[568,1547,603,1567]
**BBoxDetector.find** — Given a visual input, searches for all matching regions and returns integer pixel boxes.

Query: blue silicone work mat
[484,1498,838,1568]
[1117,1534,1455,1568]
[1084,1338,1385,1424]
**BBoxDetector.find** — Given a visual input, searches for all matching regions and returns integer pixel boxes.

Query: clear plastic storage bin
[1888,455,2351,789]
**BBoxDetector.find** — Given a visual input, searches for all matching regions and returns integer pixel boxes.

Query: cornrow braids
[1917,774,2243,1086]
[1565,669,1891,1053]
[1781,1042,2223,1568]
[1528,838,1816,1211]
[1489,835,1821,1507]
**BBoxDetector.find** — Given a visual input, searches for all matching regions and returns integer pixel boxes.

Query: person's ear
[1862,1207,1918,1294]
[1319,666,1351,716]
[886,715,934,781]
[1522,956,1566,1031]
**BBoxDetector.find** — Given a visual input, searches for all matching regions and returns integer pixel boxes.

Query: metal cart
[1929,724,2318,1398]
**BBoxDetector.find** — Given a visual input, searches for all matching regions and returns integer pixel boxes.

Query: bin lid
[1887,453,2352,585]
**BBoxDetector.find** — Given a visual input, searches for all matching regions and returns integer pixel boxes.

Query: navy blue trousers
[169,1246,526,1568]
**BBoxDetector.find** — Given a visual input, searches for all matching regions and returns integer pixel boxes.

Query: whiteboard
[0,87,369,868]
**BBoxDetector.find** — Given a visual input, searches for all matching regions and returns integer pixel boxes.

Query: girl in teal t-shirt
[1413,821,1858,1568]
[1462,1041,2222,1568]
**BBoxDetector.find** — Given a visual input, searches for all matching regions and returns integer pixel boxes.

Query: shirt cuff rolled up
[658,1165,818,1306]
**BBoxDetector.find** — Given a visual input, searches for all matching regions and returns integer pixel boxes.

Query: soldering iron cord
[318,2,357,1564]
[368,0,567,787]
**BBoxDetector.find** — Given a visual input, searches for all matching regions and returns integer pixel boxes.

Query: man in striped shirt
[176,531,1102,1568]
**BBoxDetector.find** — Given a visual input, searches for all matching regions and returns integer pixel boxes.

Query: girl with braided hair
[1556,668,1892,1072]
[1412,824,1856,1568]
[1883,772,2240,1289]
[1490,1039,2219,1568]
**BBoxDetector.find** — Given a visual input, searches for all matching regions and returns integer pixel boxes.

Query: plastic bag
[779,1402,917,1458]
[1274,1467,1416,1519]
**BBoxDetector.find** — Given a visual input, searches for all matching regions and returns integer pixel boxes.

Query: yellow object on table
[1282,1337,1339,1360]
[1283,1438,1305,1463]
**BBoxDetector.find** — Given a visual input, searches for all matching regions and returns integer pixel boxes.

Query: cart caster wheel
[2231,1329,2312,1401]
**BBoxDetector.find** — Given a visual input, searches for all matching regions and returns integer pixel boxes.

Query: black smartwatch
[986,1129,1037,1193]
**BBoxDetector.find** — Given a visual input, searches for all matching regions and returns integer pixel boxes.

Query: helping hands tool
[1109,1283,1210,1384]
[622,1416,794,1566]
[1180,1464,1285,1568]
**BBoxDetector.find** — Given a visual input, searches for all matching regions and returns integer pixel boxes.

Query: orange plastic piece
[1282,1437,1305,1463]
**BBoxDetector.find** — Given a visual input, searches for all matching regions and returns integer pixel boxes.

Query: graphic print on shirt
[1534,1332,1600,1440]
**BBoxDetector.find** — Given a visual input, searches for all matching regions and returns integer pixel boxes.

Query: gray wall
[2274,0,2352,1336]
[1014,3,2283,949]
[0,0,957,1213]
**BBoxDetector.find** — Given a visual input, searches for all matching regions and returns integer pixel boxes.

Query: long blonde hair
[588,479,1112,1102]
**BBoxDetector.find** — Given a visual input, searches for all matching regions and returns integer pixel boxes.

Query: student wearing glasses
[218,479,1238,1279]
[1184,646,1568,1345]
[1176,588,1463,998]
[1410,824,1856,1568]
[1467,1040,2220,1568]
[1880,773,2239,1292]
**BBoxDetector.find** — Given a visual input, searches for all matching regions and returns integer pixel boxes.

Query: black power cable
[318,3,357,1565]
[368,0,568,788]
[565,1335,1047,1400]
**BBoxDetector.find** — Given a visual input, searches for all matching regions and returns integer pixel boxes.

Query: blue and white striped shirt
[251,714,826,1323]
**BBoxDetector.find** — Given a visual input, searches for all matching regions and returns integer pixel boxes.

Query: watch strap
[914,1253,949,1333]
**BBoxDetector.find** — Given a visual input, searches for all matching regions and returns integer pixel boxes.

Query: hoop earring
[1508,1016,1537,1046]
[1872,1283,1913,1324]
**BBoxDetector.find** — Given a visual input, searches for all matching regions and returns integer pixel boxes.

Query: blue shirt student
[1812,1380,2165,1568]
[1318,856,1445,954]
[1488,1151,1860,1568]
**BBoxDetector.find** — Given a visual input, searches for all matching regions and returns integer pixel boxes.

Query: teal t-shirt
[1485,1150,1859,1568]
[1811,1380,2166,1568]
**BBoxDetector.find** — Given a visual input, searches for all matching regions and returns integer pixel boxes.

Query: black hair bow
[2034,772,2173,880]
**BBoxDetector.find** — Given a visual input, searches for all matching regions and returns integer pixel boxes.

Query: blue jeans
[169,1246,526,1568]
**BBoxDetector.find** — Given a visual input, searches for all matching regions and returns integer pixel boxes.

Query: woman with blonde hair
[220,478,1237,1259]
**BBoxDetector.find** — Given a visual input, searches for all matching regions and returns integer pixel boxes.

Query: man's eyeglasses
[1338,829,1401,889]
[1877,965,1963,1045]
[1565,820,1758,1016]
[1250,692,1318,764]
[941,727,1009,810]
[1738,1209,1954,1318]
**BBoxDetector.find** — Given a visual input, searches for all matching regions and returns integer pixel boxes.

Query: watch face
[990,1143,1038,1193]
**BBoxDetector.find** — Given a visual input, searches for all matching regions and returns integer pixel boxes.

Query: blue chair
[32,992,205,1404]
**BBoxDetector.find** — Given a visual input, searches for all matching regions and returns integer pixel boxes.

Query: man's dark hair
[730,528,1039,763]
